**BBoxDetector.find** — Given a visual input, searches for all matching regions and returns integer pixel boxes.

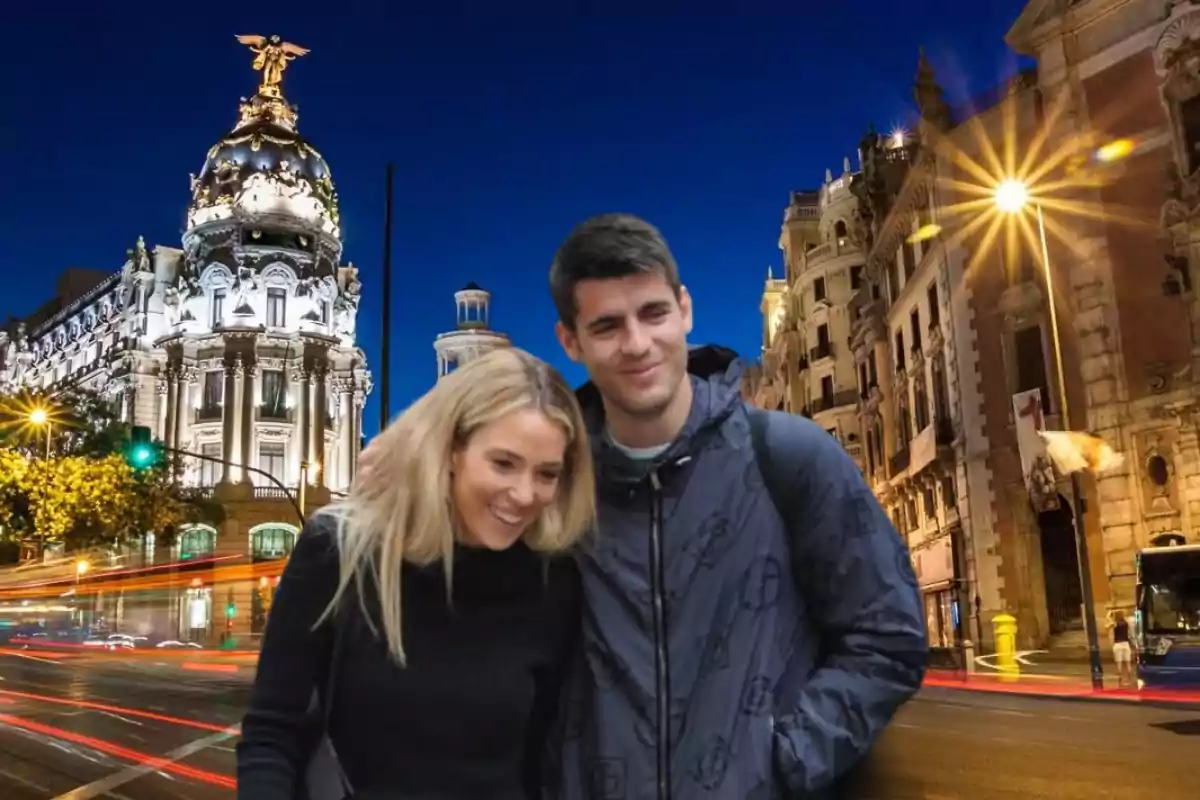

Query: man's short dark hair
[549,213,683,328]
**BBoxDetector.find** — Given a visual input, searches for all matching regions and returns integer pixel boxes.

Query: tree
[0,389,223,559]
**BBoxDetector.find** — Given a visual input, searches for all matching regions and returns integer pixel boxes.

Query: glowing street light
[26,406,53,458]
[994,179,1031,214]
[992,175,1105,691]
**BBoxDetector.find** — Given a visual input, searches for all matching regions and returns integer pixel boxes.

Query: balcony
[195,405,222,423]
[811,390,861,414]
[809,342,834,363]
[890,446,910,475]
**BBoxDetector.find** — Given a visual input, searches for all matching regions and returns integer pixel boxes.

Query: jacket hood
[575,344,747,477]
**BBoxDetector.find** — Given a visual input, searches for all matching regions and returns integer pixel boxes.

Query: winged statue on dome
[235,34,310,95]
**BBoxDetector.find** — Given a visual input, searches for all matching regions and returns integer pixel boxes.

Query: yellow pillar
[993,613,1019,682]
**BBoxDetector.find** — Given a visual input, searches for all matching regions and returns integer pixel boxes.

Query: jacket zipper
[648,469,671,800]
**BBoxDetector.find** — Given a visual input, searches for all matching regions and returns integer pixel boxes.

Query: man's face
[556,271,692,420]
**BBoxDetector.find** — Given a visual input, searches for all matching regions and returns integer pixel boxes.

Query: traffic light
[126,425,161,469]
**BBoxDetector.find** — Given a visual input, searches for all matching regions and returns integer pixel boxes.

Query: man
[547,213,927,799]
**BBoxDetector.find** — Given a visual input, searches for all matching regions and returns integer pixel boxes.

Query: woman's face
[451,408,567,550]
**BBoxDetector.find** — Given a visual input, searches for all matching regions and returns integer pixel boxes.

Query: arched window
[250,523,298,562]
[177,525,217,561]
[834,220,848,239]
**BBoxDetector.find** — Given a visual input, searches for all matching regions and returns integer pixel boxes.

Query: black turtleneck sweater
[236,514,581,799]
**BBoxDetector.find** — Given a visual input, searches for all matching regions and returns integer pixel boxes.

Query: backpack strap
[747,406,795,524]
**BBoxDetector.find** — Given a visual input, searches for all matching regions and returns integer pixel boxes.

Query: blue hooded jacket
[553,345,927,799]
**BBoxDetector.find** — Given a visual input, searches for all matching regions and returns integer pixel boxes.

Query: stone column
[164,369,178,448]
[231,356,246,482]
[157,374,170,441]
[241,358,257,485]
[338,380,353,491]
[313,366,328,488]
[300,369,313,482]
[175,369,193,454]
[221,361,237,484]
[289,364,305,485]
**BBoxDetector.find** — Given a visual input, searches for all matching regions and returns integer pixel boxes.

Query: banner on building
[1012,389,1060,512]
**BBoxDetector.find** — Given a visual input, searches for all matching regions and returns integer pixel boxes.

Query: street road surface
[0,649,1196,798]
[847,687,1197,799]
[0,649,245,799]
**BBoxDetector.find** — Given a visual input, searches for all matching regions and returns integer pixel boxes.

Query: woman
[236,348,595,799]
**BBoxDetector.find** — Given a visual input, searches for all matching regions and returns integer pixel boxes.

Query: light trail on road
[0,712,236,790]
[0,687,232,732]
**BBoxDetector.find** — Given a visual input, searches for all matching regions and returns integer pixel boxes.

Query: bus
[1136,543,1200,689]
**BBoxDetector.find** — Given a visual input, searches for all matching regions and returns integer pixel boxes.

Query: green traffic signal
[126,425,161,469]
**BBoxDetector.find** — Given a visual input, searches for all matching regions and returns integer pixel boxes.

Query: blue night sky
[1,2,1029,435]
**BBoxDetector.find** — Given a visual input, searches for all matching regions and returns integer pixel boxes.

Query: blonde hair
[318,347,595,664]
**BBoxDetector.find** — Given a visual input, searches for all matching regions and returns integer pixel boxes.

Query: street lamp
[994,178,1105,690]
[27,407,52,458]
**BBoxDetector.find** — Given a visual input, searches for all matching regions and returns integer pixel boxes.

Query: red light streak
[0,712,236,789]
[0,687,231,732]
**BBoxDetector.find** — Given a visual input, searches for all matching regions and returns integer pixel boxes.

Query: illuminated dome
[185,45,340,239]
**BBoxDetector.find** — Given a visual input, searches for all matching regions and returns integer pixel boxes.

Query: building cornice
[865,151,935,274]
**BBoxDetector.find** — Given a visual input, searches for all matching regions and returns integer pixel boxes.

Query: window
[1013,326,1050,407]
[927,283,940,327]
[178,526,216,561]
[902,240,916,281]
[211,290,226,327]
[910,309,922,352]
[933,354,950,422]
[813,277,826,302]
[923,487,936,519]
[850,265,864,290]
[251,525,296,562]
[257,442,285,486]
[868,351,879,387]
[199,442,221,486]
[200,370,223,420]
[1182,95,1200,173]
[866,429,876,474]
[820,375,834,406]
[261,369,287,419]
[913,370,930,431]
[266,288,287,328]
[895,331,906,370]
[859,363,869,399]
[942,475,957,509]
[834,220,848,240]
[887,261,900,304]
[817,324,830,347]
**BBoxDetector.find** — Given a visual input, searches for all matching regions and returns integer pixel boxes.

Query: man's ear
[679,285,694,336]
[556,320,582,363]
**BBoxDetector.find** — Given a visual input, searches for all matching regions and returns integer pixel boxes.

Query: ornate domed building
[0,35,371,643]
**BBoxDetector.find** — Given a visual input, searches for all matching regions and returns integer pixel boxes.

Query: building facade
[433,282,510,379]
[0,36,371,642]
[983,0,1200,648]
[834,0,1200,654]
[850,55,974,654]
[755,163,870,468]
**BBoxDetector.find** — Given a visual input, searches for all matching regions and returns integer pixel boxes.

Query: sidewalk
[924,667,1200,708]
